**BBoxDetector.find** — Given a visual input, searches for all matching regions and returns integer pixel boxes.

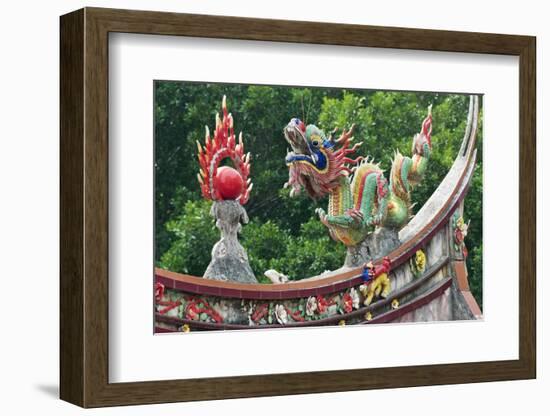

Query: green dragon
[283,106,432,247]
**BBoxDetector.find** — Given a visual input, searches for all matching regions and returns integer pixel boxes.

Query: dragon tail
[387,107,433,226]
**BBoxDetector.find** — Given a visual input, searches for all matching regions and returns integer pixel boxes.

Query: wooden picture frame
[60,7,536,408]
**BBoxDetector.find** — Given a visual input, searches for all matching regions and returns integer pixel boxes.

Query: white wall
[0,0,546,414]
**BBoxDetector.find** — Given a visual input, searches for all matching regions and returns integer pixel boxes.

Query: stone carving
[264,269,290,284]
[203,200,256,283]
[345,227,400,267]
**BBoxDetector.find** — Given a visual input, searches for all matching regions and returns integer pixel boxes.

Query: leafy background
[155,81,483,308]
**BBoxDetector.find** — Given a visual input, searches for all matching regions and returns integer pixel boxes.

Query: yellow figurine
[415,250,426,271]
[410,249,427,277]
[359,257,392,306]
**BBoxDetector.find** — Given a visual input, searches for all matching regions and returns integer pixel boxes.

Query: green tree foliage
[158,199,218,276]
[155,82,483,308]
[240,220,291,283]
[269,218,347,280]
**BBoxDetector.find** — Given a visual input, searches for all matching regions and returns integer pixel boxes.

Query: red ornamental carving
[281,305,306,322]
[185,297,223,323]
[155,282,164,303]
[197,96,252,204]
[155,282,182,315]
[342,293,353,313]
[251,304,269,323]
[313,294,338,316]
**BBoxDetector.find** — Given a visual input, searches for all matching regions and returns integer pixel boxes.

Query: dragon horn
[336,124,354,143]
[352,141,363,150]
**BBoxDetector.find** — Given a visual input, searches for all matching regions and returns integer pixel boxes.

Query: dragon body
[284,107,432,247]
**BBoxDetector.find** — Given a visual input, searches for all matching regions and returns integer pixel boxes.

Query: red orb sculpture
[215,166,244,200]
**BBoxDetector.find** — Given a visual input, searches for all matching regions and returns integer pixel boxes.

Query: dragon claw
[316,208,329,226]
[344,208,363,220]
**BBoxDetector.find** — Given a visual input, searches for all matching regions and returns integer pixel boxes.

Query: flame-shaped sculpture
[197,96,252,204]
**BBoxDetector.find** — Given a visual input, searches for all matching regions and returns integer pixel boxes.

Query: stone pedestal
[203,200,257,284]
[344,227,401,267]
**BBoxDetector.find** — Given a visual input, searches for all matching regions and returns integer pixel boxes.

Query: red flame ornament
[196,96,252,204]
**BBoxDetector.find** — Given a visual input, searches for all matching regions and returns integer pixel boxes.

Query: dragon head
[283,118,361,199]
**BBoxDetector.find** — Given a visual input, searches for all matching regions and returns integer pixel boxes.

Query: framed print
[60,7,536,408]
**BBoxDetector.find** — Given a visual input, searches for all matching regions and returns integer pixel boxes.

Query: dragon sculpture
[283,106,433,247]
